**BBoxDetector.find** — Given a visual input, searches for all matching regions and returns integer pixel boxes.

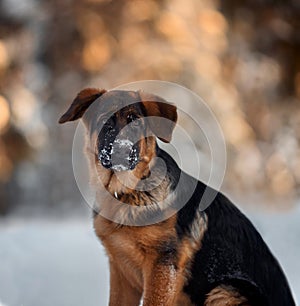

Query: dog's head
[59,88,177,194]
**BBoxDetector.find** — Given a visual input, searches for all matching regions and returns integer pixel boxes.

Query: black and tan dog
[59,88,295,306]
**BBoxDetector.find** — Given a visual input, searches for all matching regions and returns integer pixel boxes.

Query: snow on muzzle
[99,138,139,171]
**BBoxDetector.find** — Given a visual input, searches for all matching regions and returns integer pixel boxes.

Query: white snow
[0,205,299,306]
[0,217,109,306]
[111,164,128,171]
[114,139,133,147]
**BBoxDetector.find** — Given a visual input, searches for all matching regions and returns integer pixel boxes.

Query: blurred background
[0,0,299,305]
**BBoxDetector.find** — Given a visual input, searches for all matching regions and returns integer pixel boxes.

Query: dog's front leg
[108,261,142,306]
[142,263,180,306]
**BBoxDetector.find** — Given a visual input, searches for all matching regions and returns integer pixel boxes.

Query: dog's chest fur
[94,214,197,305]
[94,215,176,272]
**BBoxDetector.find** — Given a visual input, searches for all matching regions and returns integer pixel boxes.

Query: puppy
[59,88,295,306]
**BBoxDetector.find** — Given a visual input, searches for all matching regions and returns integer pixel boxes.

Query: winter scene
[0,0,299,305]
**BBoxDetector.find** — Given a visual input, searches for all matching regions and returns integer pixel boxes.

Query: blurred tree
[0,0,299,214]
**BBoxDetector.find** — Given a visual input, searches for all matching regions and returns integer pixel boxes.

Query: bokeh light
[0,0,299,214]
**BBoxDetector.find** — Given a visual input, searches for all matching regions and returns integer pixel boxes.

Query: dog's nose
[111,139,133,171]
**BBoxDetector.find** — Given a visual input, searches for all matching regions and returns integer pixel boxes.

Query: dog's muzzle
[98,138,139,171]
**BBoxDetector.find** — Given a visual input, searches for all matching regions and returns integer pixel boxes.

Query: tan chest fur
[94,214,177,288]
[94,214,198,306]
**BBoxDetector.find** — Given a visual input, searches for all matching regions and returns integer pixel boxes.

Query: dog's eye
[101,115,111,125]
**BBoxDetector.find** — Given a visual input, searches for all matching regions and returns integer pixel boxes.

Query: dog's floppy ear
[139,91,177,143]
[58,88,106,124]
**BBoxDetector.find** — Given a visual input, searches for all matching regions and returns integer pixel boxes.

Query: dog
[59,88,295,306]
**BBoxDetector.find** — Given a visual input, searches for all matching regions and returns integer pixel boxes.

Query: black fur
[87,92,295,305]
[159,148,295,306]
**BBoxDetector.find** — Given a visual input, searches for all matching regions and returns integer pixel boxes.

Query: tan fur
[94,211,207,306]
[86,93,205,305]
[60,88,209,306]
[204,285,250,306]
[93,186,208,306]
[174,213,208,306]
[94,215,178,305]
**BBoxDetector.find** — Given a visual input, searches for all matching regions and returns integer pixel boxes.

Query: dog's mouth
[98,138,140,171]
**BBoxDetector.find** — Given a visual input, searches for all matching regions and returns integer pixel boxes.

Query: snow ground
[0,216,109,306]
[0,205,299,306]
